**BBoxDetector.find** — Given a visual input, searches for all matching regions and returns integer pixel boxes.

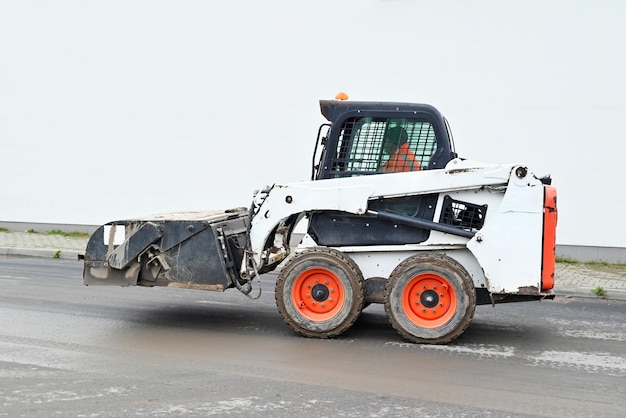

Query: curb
[553,287,626,302]
[0,247,83,261]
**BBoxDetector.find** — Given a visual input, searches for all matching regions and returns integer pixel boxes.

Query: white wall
[1,0,624,246]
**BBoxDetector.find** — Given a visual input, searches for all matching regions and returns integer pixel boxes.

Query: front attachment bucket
[83,208,249,291]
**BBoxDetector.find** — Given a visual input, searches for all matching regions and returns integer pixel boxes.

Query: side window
[330,117,437,178]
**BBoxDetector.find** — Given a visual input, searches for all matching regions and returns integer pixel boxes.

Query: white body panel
[248,159,546,295]
[466,173,545,292]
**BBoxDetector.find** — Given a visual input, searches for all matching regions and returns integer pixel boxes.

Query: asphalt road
[1,256,625,417]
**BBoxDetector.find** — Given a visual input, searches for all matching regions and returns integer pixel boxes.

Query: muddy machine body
[84,98,558,344]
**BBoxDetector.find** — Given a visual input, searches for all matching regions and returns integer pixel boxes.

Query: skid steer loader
[83,94,558,344]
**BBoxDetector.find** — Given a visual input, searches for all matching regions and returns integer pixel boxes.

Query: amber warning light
[335,92,349,101]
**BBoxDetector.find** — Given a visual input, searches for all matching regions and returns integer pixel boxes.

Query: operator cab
[308,98,459,247]
[313,99,457,181]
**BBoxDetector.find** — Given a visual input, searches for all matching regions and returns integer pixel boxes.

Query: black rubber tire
[275,247,364,338]
[384,253,476,344]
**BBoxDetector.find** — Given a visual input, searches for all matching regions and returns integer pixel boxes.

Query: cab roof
[319,100,444,124]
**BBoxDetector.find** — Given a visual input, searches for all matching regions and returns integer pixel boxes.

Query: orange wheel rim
[291,268,344,321]
[401,273,457,328]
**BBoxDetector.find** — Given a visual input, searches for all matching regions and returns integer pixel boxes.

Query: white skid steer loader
[83,95,558,344]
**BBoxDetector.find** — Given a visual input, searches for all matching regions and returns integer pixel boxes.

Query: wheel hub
[311,284,329,302]
[420,289,439,308]
[401,274,457,328]
[291,268,345,321]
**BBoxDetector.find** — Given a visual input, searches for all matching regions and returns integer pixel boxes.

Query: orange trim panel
[541,186,558,290]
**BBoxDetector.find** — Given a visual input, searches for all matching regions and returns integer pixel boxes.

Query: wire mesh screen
[440,196,488,231]
[330,117,437,178]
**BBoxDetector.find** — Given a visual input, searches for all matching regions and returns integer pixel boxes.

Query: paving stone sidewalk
[1,231,625,301]
[0,231,89,260]
[554,263,626,301]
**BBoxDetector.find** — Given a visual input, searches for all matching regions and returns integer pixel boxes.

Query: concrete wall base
[556,244,626,264]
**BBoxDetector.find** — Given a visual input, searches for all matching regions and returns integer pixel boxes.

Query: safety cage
[328,117,438,178]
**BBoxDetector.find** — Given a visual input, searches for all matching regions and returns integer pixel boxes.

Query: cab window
[329,117,437,178]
